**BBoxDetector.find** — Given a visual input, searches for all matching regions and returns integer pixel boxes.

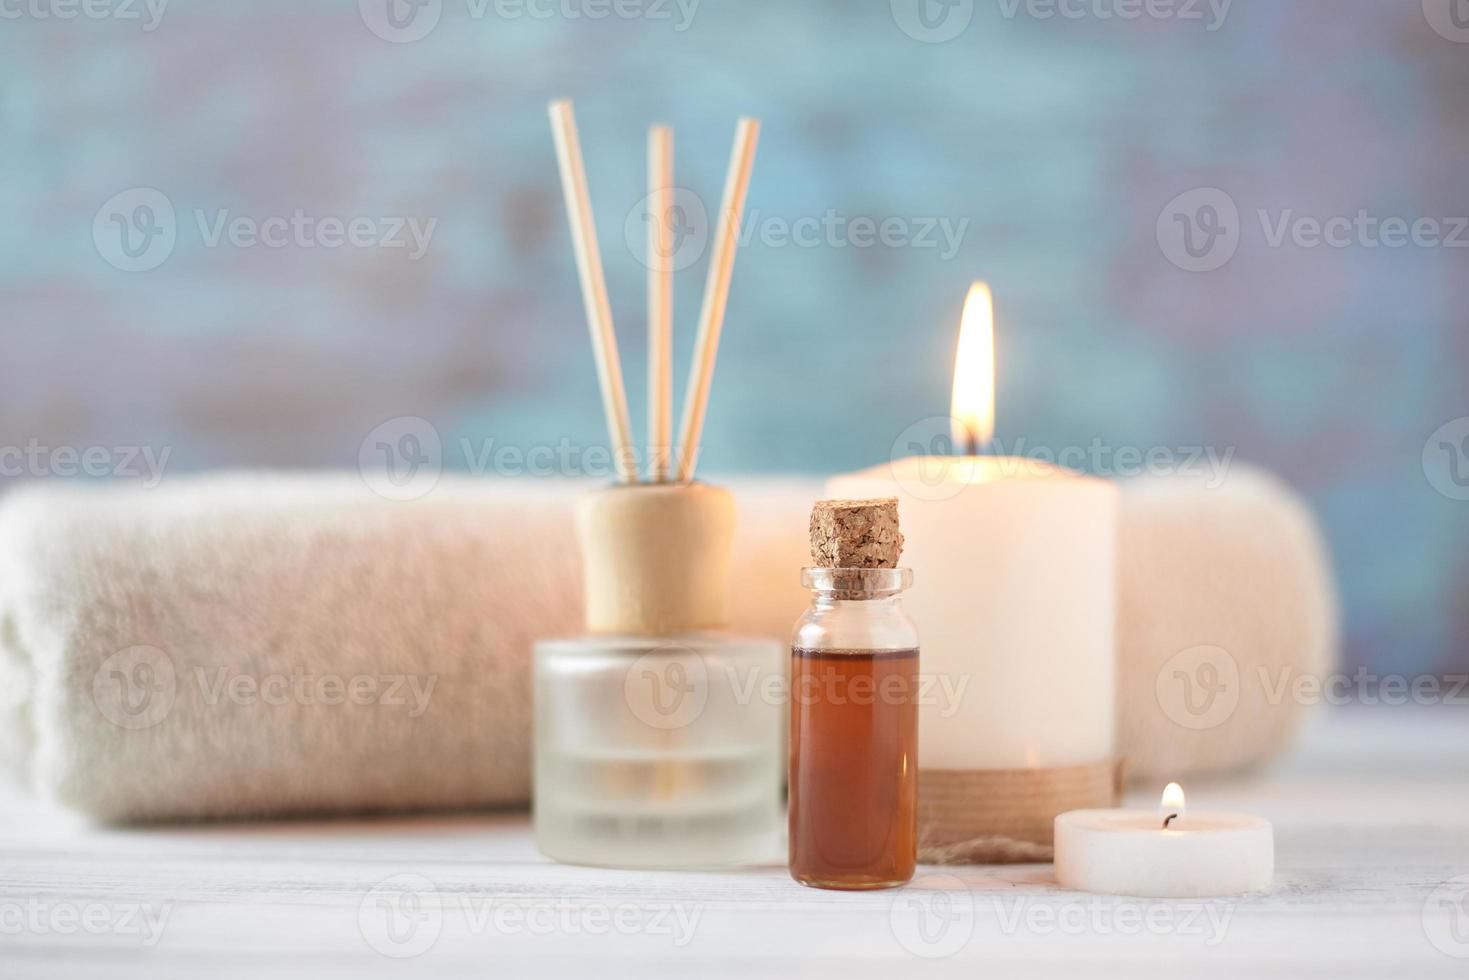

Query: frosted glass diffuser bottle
[533,483,784,868]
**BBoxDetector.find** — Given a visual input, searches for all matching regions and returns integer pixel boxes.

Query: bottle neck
[794,573,918,653]
[800,567,913,602]
[808,592,906,610]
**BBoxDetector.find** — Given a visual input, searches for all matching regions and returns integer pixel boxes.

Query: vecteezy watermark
[0,0,167,30]
[1158,187,1469,272]
[624,190,970,271]
[1423,0,1469,44]
[890,875,1235,956]
[888,416,1235,502]
[1424,875,1469,958]
[1157,644,1469,731]
[994,0,1232,31]
[356,417,693,501]
[1423,417,1469,502]
[93,188,437,272]
[358,417,443,503]
[92,645,178,730]
[91,646,440,729]
[0,438,171,487]
[891,875,976,958]
[195,667,438,718]
[358,0,699,43]
[93,188,176,272]
[623,646,969,732]
[989,895,1235,945]
[889,0,976,43]
[624,644,713,731]
[359,874,444,958]
[0,899,172,947]
[891,0,1230,42]
[1156,644,1241,731]
[357,874,703,957]
[1156,188,1240,273]
[1258,667,1469,709]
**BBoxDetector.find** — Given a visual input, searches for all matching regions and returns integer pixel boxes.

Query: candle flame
[950,282,995,454]
[1160,782,1186,823]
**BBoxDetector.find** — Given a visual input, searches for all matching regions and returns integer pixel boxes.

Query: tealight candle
[1054,783,1274,898]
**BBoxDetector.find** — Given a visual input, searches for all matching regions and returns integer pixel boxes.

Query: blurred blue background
[1,0,1466,676]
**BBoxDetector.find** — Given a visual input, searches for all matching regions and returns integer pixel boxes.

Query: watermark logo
[1424,875,1469,958]
[995,0,1232,31]
[623,193,969,265]
[888,416,974,502]
[890,874,975,958]
[1160,187,1468,271]
[93,187,176,272]
[94,188,437,270]
[0,0,168,31]
[1156,644,1239,731]
[1157,187,1240,272]
[891,0,974,42]
[358,877,702,953]
[483,0,701,30]
[1257,666,1469,708]
[194,667,438,717]
[358,417,443,502]
[1423,417,1469,501]
[623,186,709,273]
[0,899,172,947]
[887,417,1236,502]
[356,429,693,497]
[359,0,442,42]
[624,645,709,730]
[91,645,177,730]
[0,439,171,486]
[359,874,443,958]
[360,0,699,41]
[989,896,1235,943]
[1423,0,1469,43]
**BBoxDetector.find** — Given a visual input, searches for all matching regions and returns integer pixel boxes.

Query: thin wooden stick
[673,117,759,484]
[647,125,674,483]
[547,99,638,484]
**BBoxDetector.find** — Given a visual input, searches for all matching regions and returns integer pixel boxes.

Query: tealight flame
[950,281,995,455]
[1160,782,1186,828]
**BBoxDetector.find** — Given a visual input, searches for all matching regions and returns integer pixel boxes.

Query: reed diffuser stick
[547,99,638,484]
[674,117,759,484]
[647,125,674,483]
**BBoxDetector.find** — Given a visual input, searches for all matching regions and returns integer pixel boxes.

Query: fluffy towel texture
[0,467,1334,821]
[0,476,578,820]
[0,475,810,821]
[1117,466,1339,780]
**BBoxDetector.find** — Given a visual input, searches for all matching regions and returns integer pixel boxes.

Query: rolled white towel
[0,474,814,822]
[0,475,577,820]
[1117,465,1339,781]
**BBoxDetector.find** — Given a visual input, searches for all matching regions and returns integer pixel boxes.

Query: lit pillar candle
[1055,783,1275,897]
[826,283,1117,856]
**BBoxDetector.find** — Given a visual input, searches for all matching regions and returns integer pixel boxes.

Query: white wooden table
[4,706,1468,978]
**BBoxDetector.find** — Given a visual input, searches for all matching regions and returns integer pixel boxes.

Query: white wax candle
[1055,786,1274,897]
[827,457,1116,770]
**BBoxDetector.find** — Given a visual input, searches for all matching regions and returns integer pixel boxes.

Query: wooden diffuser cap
[576,483,735,635]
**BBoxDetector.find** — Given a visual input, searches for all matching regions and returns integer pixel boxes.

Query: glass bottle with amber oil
[790,499,918,890]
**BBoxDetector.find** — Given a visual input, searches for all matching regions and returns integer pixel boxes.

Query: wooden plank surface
[2,706,1467,978]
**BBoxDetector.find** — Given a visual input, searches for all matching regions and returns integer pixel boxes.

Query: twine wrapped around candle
[917,759,1126,864]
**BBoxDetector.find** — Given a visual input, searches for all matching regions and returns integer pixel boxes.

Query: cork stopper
[809,497,904,569]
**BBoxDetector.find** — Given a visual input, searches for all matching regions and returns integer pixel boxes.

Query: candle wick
[1162,813,1179,829]
[957,424,982,458]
